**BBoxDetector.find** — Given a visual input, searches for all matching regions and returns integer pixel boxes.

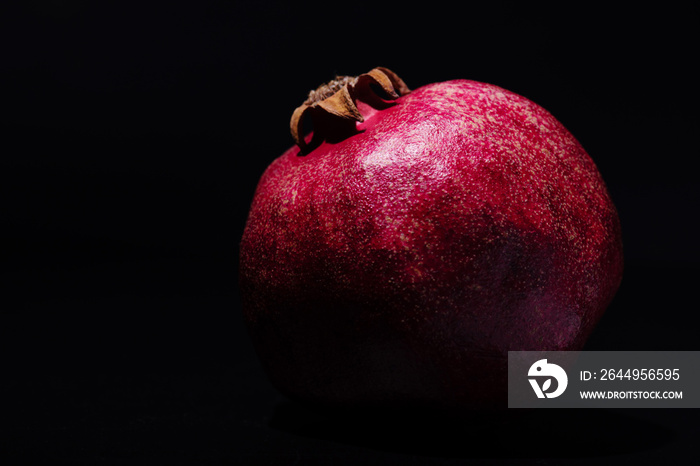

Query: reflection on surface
[270,401,676,459]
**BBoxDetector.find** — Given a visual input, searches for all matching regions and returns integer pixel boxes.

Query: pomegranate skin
[240,79,623,411]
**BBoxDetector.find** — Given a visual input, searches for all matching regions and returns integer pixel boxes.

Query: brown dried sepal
[290,67,410,152]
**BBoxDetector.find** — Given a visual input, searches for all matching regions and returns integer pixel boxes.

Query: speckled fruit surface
[240,78,623,411]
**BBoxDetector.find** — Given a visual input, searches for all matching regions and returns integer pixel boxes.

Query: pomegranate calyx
[290,67,410,152]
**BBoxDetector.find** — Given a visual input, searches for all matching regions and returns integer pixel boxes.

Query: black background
[2,1,698,464]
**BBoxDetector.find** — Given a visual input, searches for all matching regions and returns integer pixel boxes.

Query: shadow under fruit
[239,68,623,412]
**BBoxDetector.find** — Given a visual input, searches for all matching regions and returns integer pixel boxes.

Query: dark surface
[2,2,698,464]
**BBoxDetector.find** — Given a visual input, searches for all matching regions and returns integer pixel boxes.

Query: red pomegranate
[239,68,623,412]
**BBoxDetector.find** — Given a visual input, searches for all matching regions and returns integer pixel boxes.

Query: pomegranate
[239,68,623,412]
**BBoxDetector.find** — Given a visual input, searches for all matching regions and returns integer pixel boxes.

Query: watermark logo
[528,359,568,398]
[510,351,698,408]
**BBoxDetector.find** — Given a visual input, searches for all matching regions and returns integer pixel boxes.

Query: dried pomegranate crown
[290,67,410,152]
